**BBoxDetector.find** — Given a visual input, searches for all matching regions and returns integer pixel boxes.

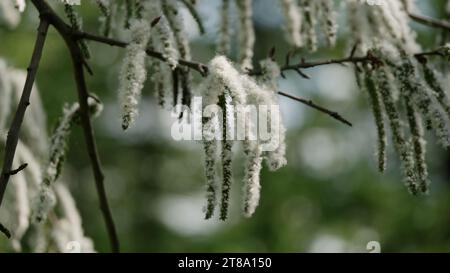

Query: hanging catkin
[375,65,418,194]
[236,0,255,70]
[404,96,429,193]
[362,66,387,172]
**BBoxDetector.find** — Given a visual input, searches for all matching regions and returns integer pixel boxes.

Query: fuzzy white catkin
[199,77,220,219]
[43,103,79,188]
[396,56,450,149]
[422,63,450,119]
[52,184,95,253]
[119,19,151,130]
[0,137,33,251]
[218,0,232,54]
[242,130,262,217]
[239,76,270,216]
[405,97,429,193]
[259,59,287,171]
[31,184,56,224]
[151,60,173,108]
[12,141,46,246]
[9,68,49,157]
[13,0,25,12]
[319,0,337,46]
[279,0,302,48]
[33,99,102,225]
[11,173,29,252]
[347,0,369,54]
[162,0,191,61]
[199,56,246,218]
[219,94,233,220]
[299,0,317,52]
[208,56,247,105]
[0,1,21,31]
[144,1,179,70]
[59,0,81,5]
[346,0,419,55]
[96,0,113,37]
[382,0,420,53]
[202,136,219,219]
[378,2,404,41]
[197,63,222,218]
[200,58,243,219]
[16,141,42,189]
[203,56,288,217]
[0,60,12,132]
[376,66,419,194]
[236,0,255,70]
[362,66,387,172]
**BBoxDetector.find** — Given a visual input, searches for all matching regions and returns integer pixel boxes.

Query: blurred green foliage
[1,0,450,252]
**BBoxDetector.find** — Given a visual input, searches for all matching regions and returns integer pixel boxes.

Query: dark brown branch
[409,13,450,32]
[180,0,206,35]
[29,0,120,253]
[74,31,209,76]
[0,223,11,238]
[68,43,120,253]
[278,91,353,127]
[0,19,49,208]
[6,164,28,176]
[281,56,369,72]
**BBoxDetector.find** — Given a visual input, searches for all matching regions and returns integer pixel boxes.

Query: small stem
[0,223,11,238]
[74,31,209,76]
[278,91,353,127]
[409,13,450,32]
[68,42,120,253]
[6,164,28,176]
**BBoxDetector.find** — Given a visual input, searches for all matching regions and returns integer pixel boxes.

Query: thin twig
[74,31,209,76]
[6,163,28,176]
[409,13,450,32]
[278,91,353,127]
[68,43,120,253]
[0,19,49,207]
[0,223,11,238]
[179,0,206,34]
[281,56,369,72]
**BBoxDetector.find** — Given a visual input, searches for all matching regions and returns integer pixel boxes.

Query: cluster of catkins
[217,0,338,60]
[346,0,420,55]
[275,0,338,51]
[348,0,450,195]
[0,60,101,252]
[4,0,447,226]
[198,55,287,220]
[115,0,287,219]
[117,0,193,129]
[357,44,450,195]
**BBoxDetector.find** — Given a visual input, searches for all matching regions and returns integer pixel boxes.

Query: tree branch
[68,42,120,253]
[0,223,11,239]
[74,31,209,76]
[0,19,49,208]
[6,163,28,176]
[28,0,120,253]
[409,13,450,32]
[278,91,353,127]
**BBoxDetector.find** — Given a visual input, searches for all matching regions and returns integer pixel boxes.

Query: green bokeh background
[1,0,450,252]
